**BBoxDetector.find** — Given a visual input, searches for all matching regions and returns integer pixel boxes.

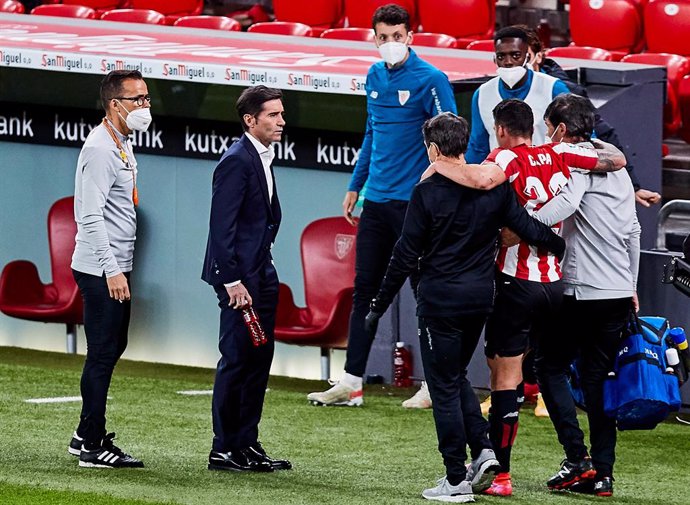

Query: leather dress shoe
[245,442,292,470]
[208,450,273,472]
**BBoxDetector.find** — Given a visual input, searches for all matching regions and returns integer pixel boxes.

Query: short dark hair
[494,26,529,46]
[235,85,283,132]
[493,99,534,138]
[372,3,410,32]
[544,94,596,141]
[100,70,143,112]
[422,112,469,158]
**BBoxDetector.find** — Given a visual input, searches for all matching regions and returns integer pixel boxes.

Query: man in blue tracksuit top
[307,4,457,407]
[465,26,570,164]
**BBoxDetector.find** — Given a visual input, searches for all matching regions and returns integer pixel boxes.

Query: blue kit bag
[603,315,682,430]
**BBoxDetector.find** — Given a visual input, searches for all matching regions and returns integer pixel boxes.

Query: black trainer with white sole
[68,432,83,457]
[78,433,144,468]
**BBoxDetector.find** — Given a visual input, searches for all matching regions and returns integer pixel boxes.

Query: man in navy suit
[202,85,290,472]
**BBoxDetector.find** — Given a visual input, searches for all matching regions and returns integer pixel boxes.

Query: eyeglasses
[114,94,151,107]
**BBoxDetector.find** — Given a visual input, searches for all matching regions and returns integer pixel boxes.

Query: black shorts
[484,271,564,358]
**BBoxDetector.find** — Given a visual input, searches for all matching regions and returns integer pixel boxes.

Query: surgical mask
[117,101,152,132]
[496,65,527,88]
[378,41,409,66]
[426,143,438,163]
[546,124,564,143]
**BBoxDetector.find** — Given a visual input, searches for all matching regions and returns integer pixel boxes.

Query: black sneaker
[570,476,614,497]
[79,433,144,468]
[547,458,596,490]
[68,431,83,457]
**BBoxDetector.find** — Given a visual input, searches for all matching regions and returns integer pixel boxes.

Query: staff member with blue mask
[466,26,570,164]
[307,3,457,409]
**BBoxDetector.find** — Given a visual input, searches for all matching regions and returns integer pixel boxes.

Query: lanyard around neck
[102,118,138,206]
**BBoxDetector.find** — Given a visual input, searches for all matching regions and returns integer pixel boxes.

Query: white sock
[340,372,362,390]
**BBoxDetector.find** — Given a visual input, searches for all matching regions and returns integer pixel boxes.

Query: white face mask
[496,65,527,88]
[546,124,563,143]
[378,41,409,66]
[117,100,152,132]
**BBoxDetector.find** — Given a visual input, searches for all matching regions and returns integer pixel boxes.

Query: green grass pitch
[0,346,688,504]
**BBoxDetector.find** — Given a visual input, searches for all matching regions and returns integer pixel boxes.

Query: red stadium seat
[622,52,690,137]
[130,0,203,25]
[417,0,495,48]
[247,21,314,37]
[644,0,690,56]
[546,45,613,61]
[0,197,83,354]
[173,15,241,31]
[345,0,418,30]
[273,0,344,36]
[413,32,458,49]
[100,8,165,25]
[275,217,356,380]
[0,0,24,13]
[465,39,495,51]
[570,0,644,60]
[31,4,97,18]
[58,1,123,18]
[320,27,374,42]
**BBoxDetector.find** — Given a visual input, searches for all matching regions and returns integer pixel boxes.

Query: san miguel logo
[224,67,272,85]
[0,49,23,66]
[287,73,338,91]
[41,53,88,70]
[334,234,355,260]
[162,63,210,80]
[101,59,144,73]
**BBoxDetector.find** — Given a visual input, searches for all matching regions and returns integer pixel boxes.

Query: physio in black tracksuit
[202,86,290,473]
[367,113,565,498]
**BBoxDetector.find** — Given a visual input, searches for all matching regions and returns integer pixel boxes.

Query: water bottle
[393,342,413,388]
[669,327,690,373]
[242,307,267,347]
[665,347,686,385]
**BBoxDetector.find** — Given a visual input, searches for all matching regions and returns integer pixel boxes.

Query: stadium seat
[0,197,83,354]
[623,52,690,137]
[345,0,418,30]
[465,39,495,51]
[273,0,344,37]
[0,0,24,13]
[320,27,374,42]
[57,1,123,18]
[129,0,203,25]
[417,0,495,48]
[413,32,458,49]
[546,45,614,61]
[570,0,644,60]
[100,8,165,25]
[644,0,690,56]
[247,21,314,37]
[31,4,97,19]
[173,15,241,31]
[275,217,356,380]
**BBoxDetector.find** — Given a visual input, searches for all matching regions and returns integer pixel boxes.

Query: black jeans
[535,295,631,478]
[345,199,418,377]
[73,269,131,447]
[419,314,492,482]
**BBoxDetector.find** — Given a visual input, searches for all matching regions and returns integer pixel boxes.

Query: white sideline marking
[25,396,82,404]
[176,390,213,396]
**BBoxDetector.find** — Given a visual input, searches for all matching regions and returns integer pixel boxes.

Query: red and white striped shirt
[488,142,598,282]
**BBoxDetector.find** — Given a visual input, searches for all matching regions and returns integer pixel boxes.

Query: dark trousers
[211,261,278,452]
[535,295,631,478]
[419,315,492,482]
[73,269,131,447]
[345,199,417,377]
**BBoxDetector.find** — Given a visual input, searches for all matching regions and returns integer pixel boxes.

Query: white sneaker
[465,448,501,493]
[402,381,432,409]
[307,382,363,406]
[422,476,475,502]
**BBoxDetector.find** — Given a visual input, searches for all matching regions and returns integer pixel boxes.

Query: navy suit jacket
[202,134,281,288]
